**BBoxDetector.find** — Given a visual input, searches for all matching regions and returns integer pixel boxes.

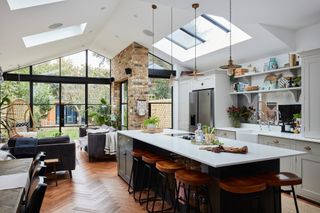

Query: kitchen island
[117,129,305,213]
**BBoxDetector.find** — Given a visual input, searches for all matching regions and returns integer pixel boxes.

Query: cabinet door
[125,138,133,181]
[303,53,320,139]
[296,142,320,203]
[117,134,127,179]
[258,136,295,173]
[179,81,191,131]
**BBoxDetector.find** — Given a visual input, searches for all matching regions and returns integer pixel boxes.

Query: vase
[231,119,241,128]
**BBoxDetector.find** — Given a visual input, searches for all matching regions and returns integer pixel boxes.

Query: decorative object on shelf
[278,74,290,88]
[268,57,278,70]
[143,116,160,129]
[262,74,278,90]
[227,106,241,128]
[185,3,204,77]
[236,82,249,92]
[234,68,248,76]
[289,54,297,67]
[136,99,147,116]
[245,85,259,91]
[293,113,301,134]
[219,0,241,76]
[200,145,248,154]
[292,76,301,87]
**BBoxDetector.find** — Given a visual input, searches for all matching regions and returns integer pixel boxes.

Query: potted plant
[240,106,255,122]
[89,98,121,130]
[227,106,241,128]
[143,116,160,129]
[0,95,12,142]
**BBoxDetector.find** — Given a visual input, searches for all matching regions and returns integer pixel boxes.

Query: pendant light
[219,0,241,76]
[149,4,157,88]
[188,3,204,77]
[169,7,177,86]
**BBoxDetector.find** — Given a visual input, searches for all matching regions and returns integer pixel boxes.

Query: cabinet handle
[304,146,311,151]
[273,140,279,144]
[223,132,227,136]
[123,152,127,156]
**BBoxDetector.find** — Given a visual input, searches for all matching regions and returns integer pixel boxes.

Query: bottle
[195,123,204,143]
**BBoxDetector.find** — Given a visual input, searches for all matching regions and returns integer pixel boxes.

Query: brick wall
[111,42,149,130]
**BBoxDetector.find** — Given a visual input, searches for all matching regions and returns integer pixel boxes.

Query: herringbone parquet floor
[41,150,146,213]
[41,150,320,213]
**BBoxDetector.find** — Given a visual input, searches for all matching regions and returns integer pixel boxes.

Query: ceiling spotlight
[48,23,63,29]
[133,14,138,18]
[100,6,106,10]
[114,35,119,38]
[143,29,154,37]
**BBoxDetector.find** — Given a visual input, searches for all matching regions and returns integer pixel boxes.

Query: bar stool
[128,149,149,201]
[261,172,302,213]
[219,176,267,212]
[139,153,166,207]
[174,170,213,213]
[149,160,185,212]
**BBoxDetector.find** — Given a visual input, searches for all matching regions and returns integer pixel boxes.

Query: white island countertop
[118,129,305,168]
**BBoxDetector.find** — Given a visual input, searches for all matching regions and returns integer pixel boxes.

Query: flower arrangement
[227,106,241,128]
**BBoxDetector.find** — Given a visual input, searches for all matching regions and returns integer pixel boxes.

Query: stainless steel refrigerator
[189,89,214,132]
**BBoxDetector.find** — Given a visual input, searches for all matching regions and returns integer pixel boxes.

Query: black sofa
[6,136,76,177]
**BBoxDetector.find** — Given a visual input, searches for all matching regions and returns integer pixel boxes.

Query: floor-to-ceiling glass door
[120,81,128,130]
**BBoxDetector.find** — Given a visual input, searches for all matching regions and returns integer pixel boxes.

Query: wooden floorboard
[41,150,320,213]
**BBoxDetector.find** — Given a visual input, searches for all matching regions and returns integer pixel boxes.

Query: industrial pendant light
[219,0,241,76]
[188,3,204,77]
[152,4,157,72]
[169,7,177,86]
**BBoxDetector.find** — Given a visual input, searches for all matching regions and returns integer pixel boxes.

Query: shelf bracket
[243,93,252,104]
[289,89,301,102]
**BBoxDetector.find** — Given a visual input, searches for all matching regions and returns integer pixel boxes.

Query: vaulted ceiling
[1,0,320,72]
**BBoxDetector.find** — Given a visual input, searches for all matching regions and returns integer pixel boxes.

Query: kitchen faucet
[253,111,266,131]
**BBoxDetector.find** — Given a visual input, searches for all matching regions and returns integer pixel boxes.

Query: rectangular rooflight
[22,23,87,48]
[7,0,65,10]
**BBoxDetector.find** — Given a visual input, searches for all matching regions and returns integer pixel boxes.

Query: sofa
[79,126,116,162]
[5,136,76,177]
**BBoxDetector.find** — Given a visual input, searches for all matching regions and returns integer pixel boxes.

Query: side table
[44,158,60,186]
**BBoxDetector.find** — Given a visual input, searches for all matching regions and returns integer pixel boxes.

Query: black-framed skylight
[154,14,251,62]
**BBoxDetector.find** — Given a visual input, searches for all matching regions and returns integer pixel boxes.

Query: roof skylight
[7,0,65,10]
[22,23,87,48]
[154,14,251,62]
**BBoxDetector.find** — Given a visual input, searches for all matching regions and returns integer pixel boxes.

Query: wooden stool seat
[156,160,185,174]
[142,153,166,165]
[175,170,212,186]
[131,149,148,158]
[220,176,267,194]
[263,172,302,187]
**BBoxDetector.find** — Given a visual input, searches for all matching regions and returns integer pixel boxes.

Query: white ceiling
[1,0,320,71]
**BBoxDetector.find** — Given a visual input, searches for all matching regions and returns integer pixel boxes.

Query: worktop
[216,127,320,143]
[118,129,304,168]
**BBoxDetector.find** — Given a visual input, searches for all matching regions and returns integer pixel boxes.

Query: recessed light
[23,23,87,48]
[48,23,63,29]
[143,29,154,37]
[100,6,106,10]
[7,0,65,10]
[114,35,119,38]
[133,14,138,18]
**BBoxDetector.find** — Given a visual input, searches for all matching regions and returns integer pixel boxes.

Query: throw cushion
[14,137,38,156]
[0,150,15,160]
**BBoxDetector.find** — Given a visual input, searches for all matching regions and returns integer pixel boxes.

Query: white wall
[296,22,320,52]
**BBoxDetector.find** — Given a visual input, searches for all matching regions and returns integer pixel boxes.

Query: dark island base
[118,137,281,213]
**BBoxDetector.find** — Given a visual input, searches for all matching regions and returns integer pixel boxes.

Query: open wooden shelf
[229,87,301,95]
[233,66,301,79]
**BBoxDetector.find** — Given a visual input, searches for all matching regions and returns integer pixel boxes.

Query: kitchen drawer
[295,141,320,155]
[258,136,295,149]
[216,129,236,139]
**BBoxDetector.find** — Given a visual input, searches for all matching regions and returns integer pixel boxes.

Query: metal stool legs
[128,157,140,201]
